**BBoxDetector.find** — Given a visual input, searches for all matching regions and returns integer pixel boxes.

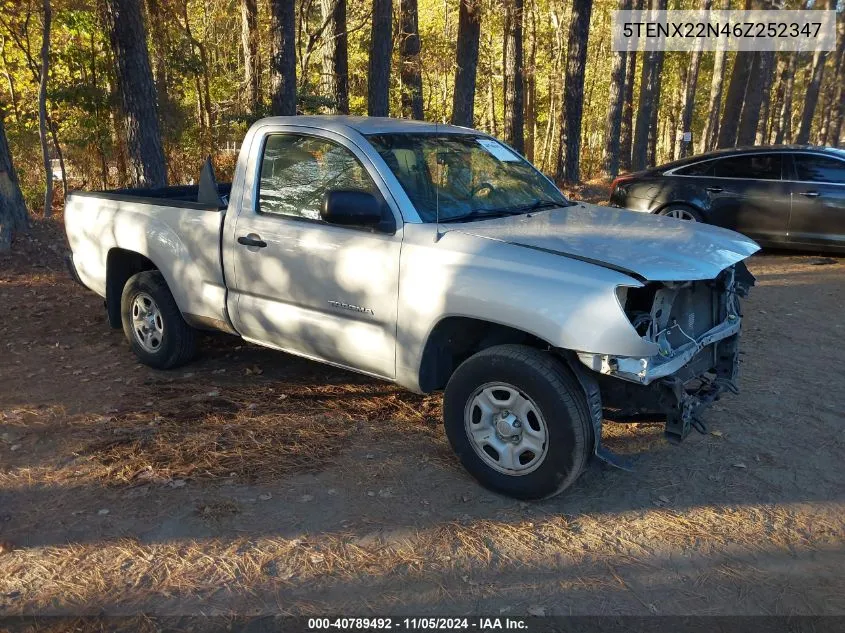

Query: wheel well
[418,317,550,392]
[105,248,157,328]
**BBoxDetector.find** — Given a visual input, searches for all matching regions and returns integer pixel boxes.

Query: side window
[675,160,715,176]
[258,134,378,220]
[712,154,782,180]
[793,155,845,184]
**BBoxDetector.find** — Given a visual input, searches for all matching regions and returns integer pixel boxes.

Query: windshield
[366,133,569,223]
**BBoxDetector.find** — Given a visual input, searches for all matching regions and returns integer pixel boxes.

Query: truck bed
[65,182,233,335]
[69,183,232,210]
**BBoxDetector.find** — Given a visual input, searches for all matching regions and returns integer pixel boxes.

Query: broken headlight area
[579,262,755,444]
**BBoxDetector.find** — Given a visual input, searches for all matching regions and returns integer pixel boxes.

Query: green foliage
[0,0,841,211]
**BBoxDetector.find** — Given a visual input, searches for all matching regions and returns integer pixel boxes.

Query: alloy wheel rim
[463,382,549,476]
[660,207,697,221]
[131,292,164,354]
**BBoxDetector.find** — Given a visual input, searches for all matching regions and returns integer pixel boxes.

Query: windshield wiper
[439,209,521,223]
[439,199,565,224]
[512,199,564,213]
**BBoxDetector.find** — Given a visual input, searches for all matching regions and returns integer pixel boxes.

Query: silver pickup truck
[65,116,759,499]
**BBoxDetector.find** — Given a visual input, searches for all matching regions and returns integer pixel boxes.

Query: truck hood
[450,202,760,281]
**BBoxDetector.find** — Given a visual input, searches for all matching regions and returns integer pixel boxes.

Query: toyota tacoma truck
[65,116,759,499]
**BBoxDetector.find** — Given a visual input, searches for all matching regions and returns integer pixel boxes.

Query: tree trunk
[48,118,66,198]
[451,0,481,127]
[675,0,709,159]
[105,0,167,187]
[486,68,497,134]
[766,55,786,143]
[367,0,392,117]
[523,0,537,162]
[737,50,775,146]
[773,54,797,144]
[647,47,663,166]
[826,19,845,146]
[794,0,833,143]
[399,0,423,119]
[819,87,832,145]
[602,0,631,177]
[146,0,170,116]
[632,45,654,167]
[829,77,844,146]
[701,0,740,151]
[676,44,702,159]
[321,0,349,113]
[0,107,29,252]
[631,0,666,171]
[38,0,52,217]
[619,0,641,172]
[241,0,260,113]
[540,9,563,172]
[523,0,537,161]
[485,34,498,135]
[699,2,728,154]
[503,0,524,153]
[270,0,297,116]
[716,50,753,148]
[700,52,727,152]
[555,0,592,184]
[757,53,783,144]
[178,2,213,136]
[795,49,828,144]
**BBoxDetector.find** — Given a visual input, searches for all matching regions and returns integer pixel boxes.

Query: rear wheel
[443,345,593,500]
[656,204,702,221]
[121,271,196,369]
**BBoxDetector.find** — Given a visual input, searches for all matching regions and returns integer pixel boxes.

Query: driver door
[227,130,402,379]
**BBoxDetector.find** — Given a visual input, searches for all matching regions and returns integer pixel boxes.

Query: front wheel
[443,345,593,500]
[120,270,197,369]
[655,204,702,221]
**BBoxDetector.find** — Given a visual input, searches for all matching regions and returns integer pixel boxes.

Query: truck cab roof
[259,115,477,136]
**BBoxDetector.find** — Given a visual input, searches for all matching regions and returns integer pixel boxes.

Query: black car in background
[608,146,845,253]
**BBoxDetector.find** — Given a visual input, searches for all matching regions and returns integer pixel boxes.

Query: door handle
[237,235,267,248]
[799,191,820,198]
[705,186,723,194]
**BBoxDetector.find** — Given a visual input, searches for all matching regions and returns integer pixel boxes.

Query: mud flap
[564,352,635,472]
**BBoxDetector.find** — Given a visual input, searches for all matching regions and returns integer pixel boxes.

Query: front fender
[394,226,657,392]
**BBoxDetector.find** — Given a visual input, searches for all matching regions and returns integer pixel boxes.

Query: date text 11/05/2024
[307,617,528,630]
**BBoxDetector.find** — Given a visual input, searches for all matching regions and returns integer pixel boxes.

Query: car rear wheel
[656,204,702,221]
[121,270,197,369]
[443,345,593,500]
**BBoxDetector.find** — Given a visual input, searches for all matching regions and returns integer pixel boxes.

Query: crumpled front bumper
[570,263,754,455]
[575,312,742,386]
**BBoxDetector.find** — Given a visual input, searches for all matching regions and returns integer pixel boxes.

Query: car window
[674,160,715,176]
[712,154,782,180]
[792,155,845,184]
[258,134,377,219]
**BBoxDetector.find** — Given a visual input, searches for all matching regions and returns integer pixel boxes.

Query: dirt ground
[0,218,843,617]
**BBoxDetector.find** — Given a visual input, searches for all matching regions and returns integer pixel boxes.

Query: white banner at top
[611,10,838,52]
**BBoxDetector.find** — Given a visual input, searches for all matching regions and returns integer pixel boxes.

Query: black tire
[655,203,703,222]
[120,270,197,369]
[443,344,593,500]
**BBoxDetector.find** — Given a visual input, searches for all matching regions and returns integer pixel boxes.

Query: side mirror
[321,190,392,231]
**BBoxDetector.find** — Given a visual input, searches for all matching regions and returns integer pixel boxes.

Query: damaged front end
[577,262,756,445]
